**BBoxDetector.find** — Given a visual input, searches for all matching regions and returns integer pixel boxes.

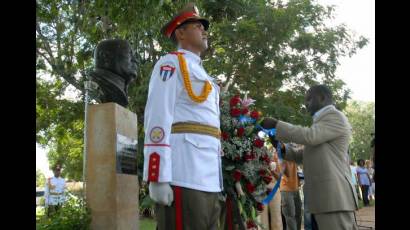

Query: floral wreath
[220,92,281,229]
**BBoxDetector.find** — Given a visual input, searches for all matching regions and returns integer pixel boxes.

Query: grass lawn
[358,199,375,209]
[140,217,156,230]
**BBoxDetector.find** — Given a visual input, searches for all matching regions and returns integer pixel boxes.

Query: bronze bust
[88,39,138,107]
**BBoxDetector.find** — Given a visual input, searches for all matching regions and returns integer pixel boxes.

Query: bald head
[304,85,334,116]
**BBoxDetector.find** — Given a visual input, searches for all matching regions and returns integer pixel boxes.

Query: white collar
[178,48,202,65]
[313,104,334,121]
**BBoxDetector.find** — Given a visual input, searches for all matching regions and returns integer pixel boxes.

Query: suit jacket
[276,105,358,214]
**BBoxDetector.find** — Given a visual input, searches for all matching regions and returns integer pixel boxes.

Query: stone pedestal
[85,102,139,230]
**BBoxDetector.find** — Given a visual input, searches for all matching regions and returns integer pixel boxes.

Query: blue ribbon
[262,174,282,205]
[262,141,284,205]
[238,115,256,125]
[255,124,276,137]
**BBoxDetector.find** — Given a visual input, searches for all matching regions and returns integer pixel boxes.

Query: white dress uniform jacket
[143,49,223,192]
[44,177,66,206]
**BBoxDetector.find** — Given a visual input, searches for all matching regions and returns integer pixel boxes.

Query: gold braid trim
[177,53,212,103]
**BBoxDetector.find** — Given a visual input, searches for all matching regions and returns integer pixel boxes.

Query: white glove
[149,182,174,206]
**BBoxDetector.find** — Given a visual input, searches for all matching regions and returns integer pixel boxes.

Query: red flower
[237,127,245,137]
[263,176,273,184]
[230,96,241,107]
[257,202,264,211]
[234,156,241,161]
[222,132,229,141]
[241,107,249,115]
[254,139,264,148]
[260,154,271,164]
[246,182,255,193]
[230,108,241,117]
[244,154,253,162]
[259,169,266,176]
[246,220,257,229]
[233,170,242,181]
[250,110,260,120]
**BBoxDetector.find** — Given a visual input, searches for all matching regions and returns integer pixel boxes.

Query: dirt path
[356,205,375,229]
[300,205,375,230]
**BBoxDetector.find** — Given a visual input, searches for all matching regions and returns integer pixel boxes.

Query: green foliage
[36,0,368,181]
[39,197,46,207]
[37,206,46,222]
[37,193,91,230]
[344,101,375,161]
[139,182,155,218]
[36,76,84,180]
[139,218,156,230]
[37,169,46,187]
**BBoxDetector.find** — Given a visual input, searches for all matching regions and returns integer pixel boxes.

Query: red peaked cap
[161,2,209,38]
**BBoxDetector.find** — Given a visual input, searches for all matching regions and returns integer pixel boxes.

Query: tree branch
[37,14,85,93]
[37,49,53,67]
[222,74,234,93]
[36,21,56,65]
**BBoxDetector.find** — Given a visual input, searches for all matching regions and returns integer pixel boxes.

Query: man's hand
[262,117,278,129]
[269,136,278,147]
[279,142,287,158]
[272,141,287,158]
[149,182,174,206]
[262,117,279,145]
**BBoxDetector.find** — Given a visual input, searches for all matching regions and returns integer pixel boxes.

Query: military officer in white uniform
[143,3,223,230]
[44,164,66,216]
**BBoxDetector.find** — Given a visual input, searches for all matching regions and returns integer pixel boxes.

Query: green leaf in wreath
[240,195,247,204]
[251,206,256,219]
[225,165,235,171]
[245,126,254,135]
[237,200,244,214]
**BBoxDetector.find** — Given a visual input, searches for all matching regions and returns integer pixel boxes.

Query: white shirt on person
[44,176,66,206]
[350,165,357,185]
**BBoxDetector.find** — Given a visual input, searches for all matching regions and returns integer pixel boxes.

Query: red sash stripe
[174,186,183,230]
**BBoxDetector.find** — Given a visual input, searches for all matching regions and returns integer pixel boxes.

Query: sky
[36,0,375,177]
[316,0,375,102]
[36,143,53,178]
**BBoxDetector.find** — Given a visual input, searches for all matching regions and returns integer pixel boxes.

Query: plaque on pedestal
[116,133,138,175]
